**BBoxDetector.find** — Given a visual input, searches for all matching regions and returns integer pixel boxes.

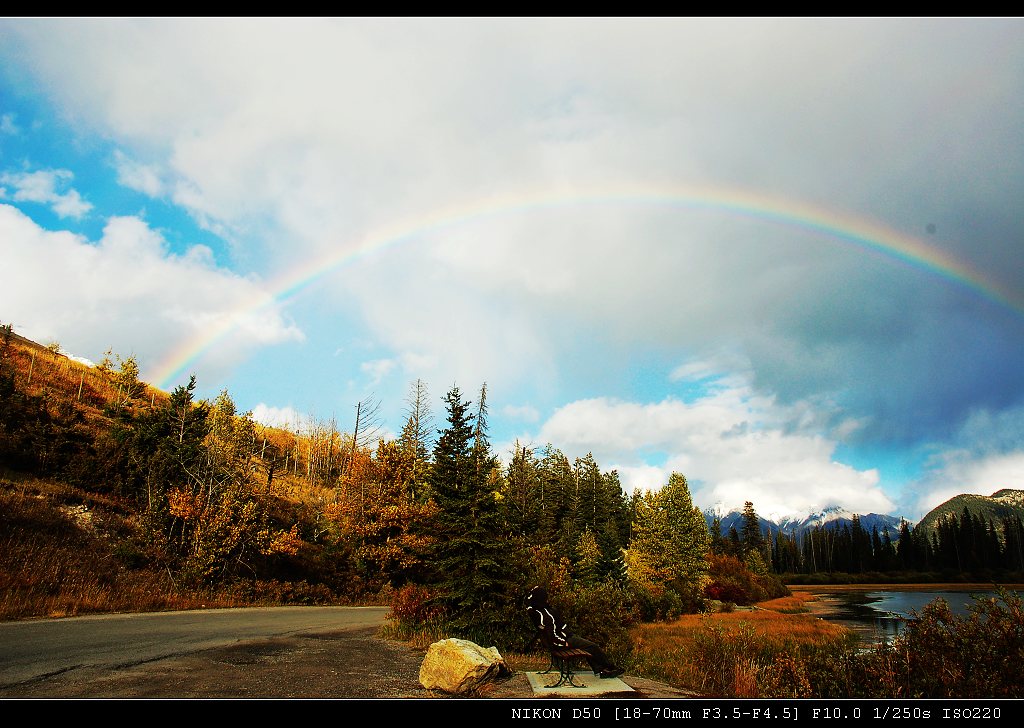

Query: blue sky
[2,18,1023,521]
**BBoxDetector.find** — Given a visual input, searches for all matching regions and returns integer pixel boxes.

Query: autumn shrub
[378,583,450,643]
[852,590,1024,697]
[758,648,814,697]
[793,639,867,697]
[112,540,148,569]
[389,583,444,625]
[756,573,791,600]
[706,553,765,604]
[227,578,337,605]
[705,553,789,606]
[560,581,637,665]
[629,582,686,622]
[0,366,101,487]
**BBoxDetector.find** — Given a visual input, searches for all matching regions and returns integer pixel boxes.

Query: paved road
[0,606,388,690]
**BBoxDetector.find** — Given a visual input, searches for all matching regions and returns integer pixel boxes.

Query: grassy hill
[0,328,374,620]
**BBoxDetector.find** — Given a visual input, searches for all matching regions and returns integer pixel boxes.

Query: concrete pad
[525,671,635,697]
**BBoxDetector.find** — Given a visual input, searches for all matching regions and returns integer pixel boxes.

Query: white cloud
[533,382,893,519]
[670,360,722,383]
[503,403,540,423]
[361,358,396,386]
[610,463,670,493]
[399,351,439,377]
[912,451,1024,518]
[0,112,17,135]
[904,405,1024,518]
[250,403,304,431]
[0,168,92,218]
[0,203,302,381]
[669,350,755,384]
[113,150,165,197]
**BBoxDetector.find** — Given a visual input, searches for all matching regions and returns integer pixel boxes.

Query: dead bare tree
[398,379,434,499]
[344,395,382,477]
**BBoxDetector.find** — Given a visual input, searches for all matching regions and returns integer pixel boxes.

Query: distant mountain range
[706,488,1024,541]
[704,505,907,540]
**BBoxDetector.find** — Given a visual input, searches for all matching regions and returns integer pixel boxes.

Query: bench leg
[545,655,587,688]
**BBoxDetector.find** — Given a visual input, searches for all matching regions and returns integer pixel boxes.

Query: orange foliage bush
[388,583,443,625]
[705,553,788,605]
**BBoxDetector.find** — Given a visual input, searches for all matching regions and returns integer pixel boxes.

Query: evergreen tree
[740,501,765,557]
[571,454,628,574]
[661,473,710,585]
[772,530,801,574]
[897,520,913,570]
[627,487,644,543]
[574,528,602,586]
[472,383,490,468]
[709,516,726,555]
[879,527,897,572]
[501,442,543,538]
[426,385,508,641]
[959,507,977,571]
[727,525,742,557]
[107,375,210,509]
[598,469,631,574]
[1004,516,1024,572]
[537,445,576,547]
[850,515,871,573]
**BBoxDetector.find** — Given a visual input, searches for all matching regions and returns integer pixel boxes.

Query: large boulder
[419,638,509,694]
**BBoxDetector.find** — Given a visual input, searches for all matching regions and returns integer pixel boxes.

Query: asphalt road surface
[0,605,390,696]
[0,606,692,700]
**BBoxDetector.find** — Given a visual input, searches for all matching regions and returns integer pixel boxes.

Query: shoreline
[788,582,1024,593]
[784,583,1024,645]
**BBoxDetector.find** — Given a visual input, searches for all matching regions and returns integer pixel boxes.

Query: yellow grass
[635,606,848,647]
[3,334,168,415]
[759,594,815,613]
[628,598,853,697]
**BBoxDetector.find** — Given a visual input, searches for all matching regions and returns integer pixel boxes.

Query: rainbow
[150,184,1023,390]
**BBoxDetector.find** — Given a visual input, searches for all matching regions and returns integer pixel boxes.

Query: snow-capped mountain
[704,505,909,539]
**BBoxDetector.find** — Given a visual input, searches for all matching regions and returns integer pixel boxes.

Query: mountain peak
[704,505,908,538]
[992,489,1024,505]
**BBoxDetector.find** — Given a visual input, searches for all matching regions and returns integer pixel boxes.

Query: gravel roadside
[2,626,693,699]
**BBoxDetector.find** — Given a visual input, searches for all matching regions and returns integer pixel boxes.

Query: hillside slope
[0,330,363,619]
[915,489,1024,536]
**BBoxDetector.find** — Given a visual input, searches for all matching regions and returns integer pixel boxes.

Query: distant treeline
[711,502,1024,582]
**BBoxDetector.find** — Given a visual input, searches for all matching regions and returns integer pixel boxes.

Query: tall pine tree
[426,385,508,641]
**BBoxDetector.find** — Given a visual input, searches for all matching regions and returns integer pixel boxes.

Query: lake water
[814,589,1018,646]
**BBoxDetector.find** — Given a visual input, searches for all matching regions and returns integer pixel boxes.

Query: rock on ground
[418,638,509,694]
